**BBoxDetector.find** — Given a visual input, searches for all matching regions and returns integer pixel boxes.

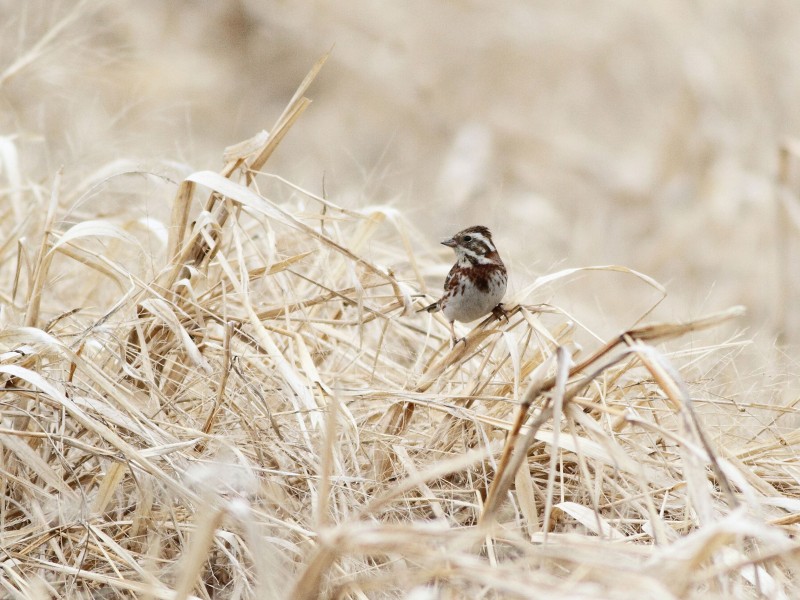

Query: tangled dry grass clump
[3,59,800,599]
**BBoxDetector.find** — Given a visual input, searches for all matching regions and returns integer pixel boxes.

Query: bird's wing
[420,264,460,313]
[443,263,460,293]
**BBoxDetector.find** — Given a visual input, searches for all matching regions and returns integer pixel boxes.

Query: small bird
[421,225,508,346]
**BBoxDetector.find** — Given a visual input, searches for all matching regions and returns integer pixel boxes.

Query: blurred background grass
[2,0,798,385]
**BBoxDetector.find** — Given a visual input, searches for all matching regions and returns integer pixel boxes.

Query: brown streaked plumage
[421,225,508,346]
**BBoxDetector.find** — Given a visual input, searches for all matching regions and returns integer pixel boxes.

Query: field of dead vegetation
[2,2,800,599]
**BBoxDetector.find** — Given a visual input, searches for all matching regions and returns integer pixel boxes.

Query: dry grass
[3,3,800,600]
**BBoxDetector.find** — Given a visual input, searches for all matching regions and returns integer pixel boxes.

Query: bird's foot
[492,303,510,323]
[449,336,467,350]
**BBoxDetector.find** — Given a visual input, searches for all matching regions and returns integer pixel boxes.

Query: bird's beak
[441,238,457,248]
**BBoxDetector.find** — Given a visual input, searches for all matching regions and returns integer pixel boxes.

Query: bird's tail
[418,299,441,313]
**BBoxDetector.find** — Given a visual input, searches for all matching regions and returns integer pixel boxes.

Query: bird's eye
[463,235,472,242]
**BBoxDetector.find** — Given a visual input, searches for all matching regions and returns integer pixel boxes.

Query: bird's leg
[492,303,510,323]
[449,321,466,348]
